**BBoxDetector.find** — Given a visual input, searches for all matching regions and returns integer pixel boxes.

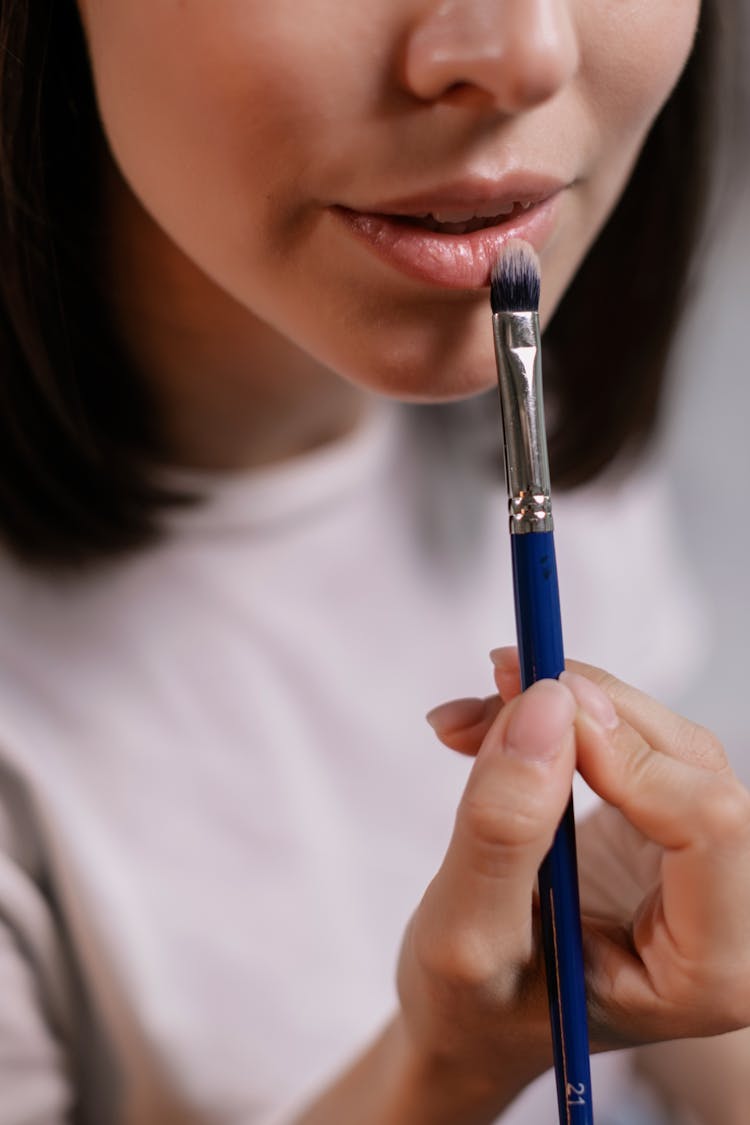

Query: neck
[100,159,367,472]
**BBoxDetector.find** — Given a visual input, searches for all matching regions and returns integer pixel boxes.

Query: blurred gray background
[661,127,750,778]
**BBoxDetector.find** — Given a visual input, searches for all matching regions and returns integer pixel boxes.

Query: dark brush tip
[490,239,541,314]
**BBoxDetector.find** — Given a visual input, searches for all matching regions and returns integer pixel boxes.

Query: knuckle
[416,928,532,999]
[724,981,750,1028]
[592,669,623,697]
[621,737,660,792]
[695,778,750,847]
[413,925,497,989]
[710,981,750,1030]
[679,973,750,1034]
[669,720,726,771]
[461,790,545,855]
[582,667,625,706]
[438,939,496,989]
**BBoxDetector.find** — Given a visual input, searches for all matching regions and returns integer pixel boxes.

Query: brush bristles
[490,239,541,314]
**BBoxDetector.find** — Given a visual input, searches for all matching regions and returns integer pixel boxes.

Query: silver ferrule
[492,310,553,535]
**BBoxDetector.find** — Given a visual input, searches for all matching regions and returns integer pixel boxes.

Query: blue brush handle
[511,531,594,1124]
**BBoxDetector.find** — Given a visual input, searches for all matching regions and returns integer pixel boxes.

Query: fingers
[424,647,614,758]
[576,705,750,917]
[564,686,750,1017]
[418,680,577,976]
[426,696,503,756]
[575,804,661,921]
[558,669,750,1029]
[566,657,728,772]
[426,646,747,905]
[424,649,523,758]
[489,646,728,773]
[489,646,523,702]
[425,649,750,1035]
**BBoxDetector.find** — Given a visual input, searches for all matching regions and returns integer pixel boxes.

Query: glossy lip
[361,173,569,219]
[332,175,568,289]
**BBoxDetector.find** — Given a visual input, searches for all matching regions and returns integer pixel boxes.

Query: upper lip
[349,173,570,222]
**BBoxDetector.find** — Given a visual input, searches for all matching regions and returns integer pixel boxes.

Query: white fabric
[0,400,706,1124]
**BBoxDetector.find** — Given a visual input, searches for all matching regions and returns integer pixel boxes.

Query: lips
[332,175,568,290]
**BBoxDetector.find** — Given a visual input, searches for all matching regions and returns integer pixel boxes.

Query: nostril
[438,81,497,108]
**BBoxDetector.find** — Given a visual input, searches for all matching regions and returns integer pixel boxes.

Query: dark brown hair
[0,1,731,569]
[545,1,730,487]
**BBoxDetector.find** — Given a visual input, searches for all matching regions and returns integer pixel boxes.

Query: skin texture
[72,4,750,1122]
[76,0,701,469]
[416,655,750,1093]
[287,660,750,1125]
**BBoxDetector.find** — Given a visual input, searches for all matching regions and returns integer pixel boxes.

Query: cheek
[83,7,291,215]
[536,0,701,321]
[79,3,370,269]
[80,3,478,400]
[78,0,704,405]
[584,1,701,136]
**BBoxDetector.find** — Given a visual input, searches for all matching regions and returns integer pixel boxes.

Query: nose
[400,0,580,113]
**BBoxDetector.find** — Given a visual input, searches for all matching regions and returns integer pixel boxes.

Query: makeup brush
[490,240,593,1125]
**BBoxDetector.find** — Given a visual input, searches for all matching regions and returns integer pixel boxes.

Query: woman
[0,2,747,1123]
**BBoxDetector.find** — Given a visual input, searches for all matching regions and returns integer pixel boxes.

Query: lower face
[77,1,700,402]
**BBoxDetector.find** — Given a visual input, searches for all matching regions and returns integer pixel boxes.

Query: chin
[344,349,498,404]
[377,372,498,405]
[327,308,501,403]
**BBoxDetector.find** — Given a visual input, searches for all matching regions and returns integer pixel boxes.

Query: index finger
[574,707,750,991]
[490,647,727,774]
[565,657,728,773]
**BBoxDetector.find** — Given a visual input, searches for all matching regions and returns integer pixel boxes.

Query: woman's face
[78,0,700,402]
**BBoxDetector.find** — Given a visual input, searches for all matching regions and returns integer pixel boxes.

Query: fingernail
[559,671,619,731]
[426,697,487,736]
[489,646,518,670]
[504,680,576,762]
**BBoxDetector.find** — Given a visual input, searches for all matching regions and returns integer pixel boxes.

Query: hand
[396,649,750,1103]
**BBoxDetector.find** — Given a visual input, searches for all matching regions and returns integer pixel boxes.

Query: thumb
[430,680,577,967]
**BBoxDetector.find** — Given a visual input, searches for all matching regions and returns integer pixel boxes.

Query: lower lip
[332,194,562,290]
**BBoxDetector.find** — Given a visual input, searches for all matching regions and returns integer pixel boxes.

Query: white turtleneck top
[0,402,704,1124]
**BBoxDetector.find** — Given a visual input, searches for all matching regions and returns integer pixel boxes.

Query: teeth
[389,199,539,235]
[428,203,516,223]
[398,201,537,235]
